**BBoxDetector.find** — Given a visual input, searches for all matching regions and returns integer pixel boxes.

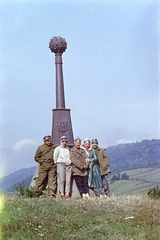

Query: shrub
[148,185,160,199]
[14,182,25,196]
[14,182,35,198]
[25,186,35,198]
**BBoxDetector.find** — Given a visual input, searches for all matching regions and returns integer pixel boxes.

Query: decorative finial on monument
[49,36,67,54]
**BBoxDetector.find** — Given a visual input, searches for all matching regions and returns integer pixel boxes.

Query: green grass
[0,194,159,239]
[110,168,160,195]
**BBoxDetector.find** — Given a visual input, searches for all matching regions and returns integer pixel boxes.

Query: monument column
[49,36,74,147]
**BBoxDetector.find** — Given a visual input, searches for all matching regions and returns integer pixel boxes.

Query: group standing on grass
[34,135,111,199]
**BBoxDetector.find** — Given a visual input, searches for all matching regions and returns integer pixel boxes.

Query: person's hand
[83,166,87,170]
[85,158,91,163]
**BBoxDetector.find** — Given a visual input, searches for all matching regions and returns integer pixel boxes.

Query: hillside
[0,166,36,192]
[6,176,33,193]
[107,139,160,173]
[109,168,160,195]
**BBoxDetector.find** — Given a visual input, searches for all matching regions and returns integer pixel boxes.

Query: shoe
[61,195,66,199]
[82,194,86,199]
[100,194,108,198]
[106,192,110,197]
[65,194,71,199]
[103,195,109,198]
[85,193,90,199]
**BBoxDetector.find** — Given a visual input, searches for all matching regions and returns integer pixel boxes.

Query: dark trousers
[93,187,106,196]
[73,175,89,196]
[102,174,109,193]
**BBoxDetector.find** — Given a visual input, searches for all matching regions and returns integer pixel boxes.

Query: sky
[0,0,159,177]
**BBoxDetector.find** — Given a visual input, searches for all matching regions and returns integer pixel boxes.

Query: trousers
[92,186,106,196]
[35,162,57,196]
[57,164,72,193]
[73,175,89,196]
[102,174,109,193]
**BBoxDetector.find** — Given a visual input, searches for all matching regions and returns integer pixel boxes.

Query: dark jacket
[34,143,57,164]
[70,146,88,176]
[96,147,111,176]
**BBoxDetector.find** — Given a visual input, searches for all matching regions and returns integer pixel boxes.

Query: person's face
[92,142,98,149]
[84,141,90,149]
[44,139,52,146]
[61,140,67,147]
[74,141,81,149]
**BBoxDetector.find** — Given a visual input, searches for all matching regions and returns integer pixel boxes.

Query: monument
[30,36,94,198]
[30,36,79,195]
[49,36,74,147]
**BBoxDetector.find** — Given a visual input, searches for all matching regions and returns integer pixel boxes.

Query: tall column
[49,36,74,147]
[55,53,65,108]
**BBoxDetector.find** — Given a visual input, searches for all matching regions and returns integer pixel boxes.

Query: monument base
[52,108,74,147]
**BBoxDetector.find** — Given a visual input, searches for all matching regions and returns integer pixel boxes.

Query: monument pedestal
[51,108,74,147]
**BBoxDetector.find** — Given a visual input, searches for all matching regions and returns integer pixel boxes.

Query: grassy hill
[109,168,160,195]
[0,194,159,239]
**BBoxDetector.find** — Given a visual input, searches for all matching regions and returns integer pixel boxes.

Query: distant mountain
[6,176,33,193]
[0,166,36,192]
[107,139,160,173]
[1,139,159,193]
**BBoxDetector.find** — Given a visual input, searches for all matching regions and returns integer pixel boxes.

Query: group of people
[34,135,111,199]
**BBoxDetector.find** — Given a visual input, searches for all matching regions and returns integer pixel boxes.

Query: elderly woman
[70,137,90,199]
[54,136,72,199]
[82,138,107,198]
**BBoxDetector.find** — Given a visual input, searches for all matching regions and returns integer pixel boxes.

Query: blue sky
[0,0,159,176]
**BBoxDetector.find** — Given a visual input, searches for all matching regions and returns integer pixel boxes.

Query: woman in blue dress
[82,138,107,198]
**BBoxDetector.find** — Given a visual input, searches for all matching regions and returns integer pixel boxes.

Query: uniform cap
[74,137,81,143]
[43,135,51,141]
[91,139,98,143]
[61,136,68,142]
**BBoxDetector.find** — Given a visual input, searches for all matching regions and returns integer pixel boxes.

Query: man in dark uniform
[34,135,57,198]
[91,139,111,197]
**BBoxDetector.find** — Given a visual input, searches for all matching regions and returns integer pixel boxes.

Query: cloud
[1,139,40,177]
[13,139,39,151]
[117,139,136,144]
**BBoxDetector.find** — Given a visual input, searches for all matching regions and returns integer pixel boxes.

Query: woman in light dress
[82,138,107,198]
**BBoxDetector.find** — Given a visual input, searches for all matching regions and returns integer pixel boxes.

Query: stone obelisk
[49,36,74,147]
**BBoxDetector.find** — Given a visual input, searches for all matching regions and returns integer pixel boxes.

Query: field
[109,168,160,195]
[0,194,159,240]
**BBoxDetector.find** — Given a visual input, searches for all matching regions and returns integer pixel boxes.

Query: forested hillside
[107,139,160,173]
